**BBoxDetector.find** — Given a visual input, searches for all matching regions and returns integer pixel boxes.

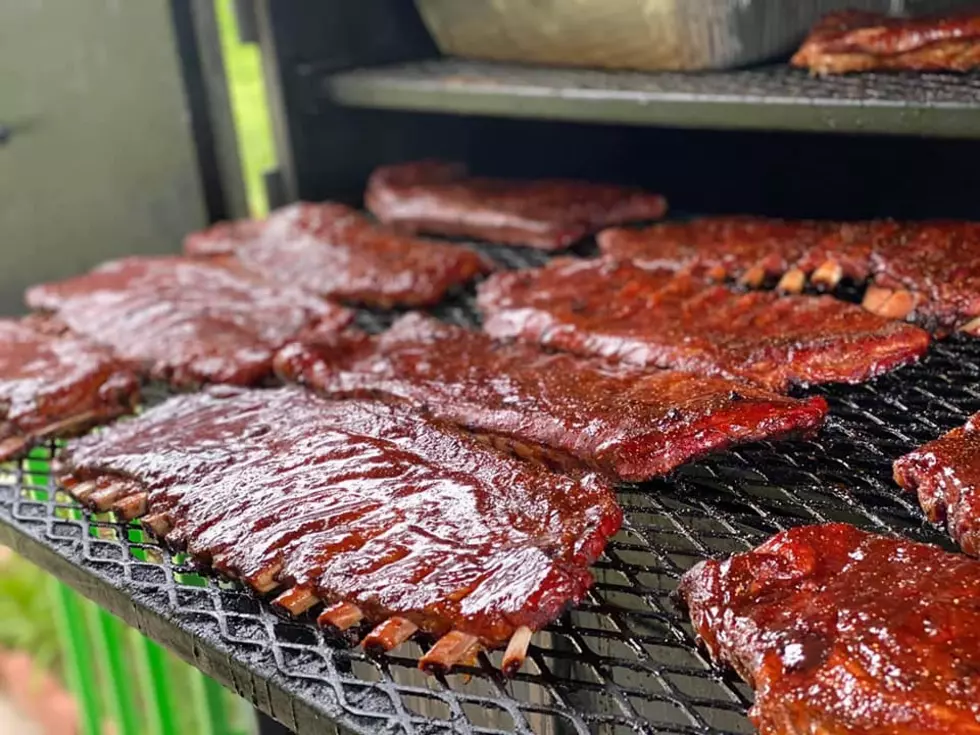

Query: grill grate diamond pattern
[1,242,977,735]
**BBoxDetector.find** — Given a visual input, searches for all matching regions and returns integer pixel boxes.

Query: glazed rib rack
[3,240,980,735]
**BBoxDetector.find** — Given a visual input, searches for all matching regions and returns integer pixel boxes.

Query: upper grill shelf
[324,59,980,138]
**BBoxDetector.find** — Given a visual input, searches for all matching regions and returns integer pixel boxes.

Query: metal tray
[1,240,977,734]
[413,0,976,72]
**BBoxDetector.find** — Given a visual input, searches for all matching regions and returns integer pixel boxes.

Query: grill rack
[1,241,978,735]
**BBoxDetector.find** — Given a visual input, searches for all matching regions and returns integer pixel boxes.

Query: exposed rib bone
[960,316,980,335]
[704,265,727,282]
[738,264,767,288]
[89,482,132,511]
[273,586,319,616]
[112,492,148,520]
[863,287,917,320]
[0,436,28,460]
[246,561,283,594]
[419,631,481,675]
[501,626,533,677]
[69,480,99,502]
[317,601,364,631]
[142,512,172,538]
[362,617,418,654]
[811,260,843,289]
[777,268,806,294]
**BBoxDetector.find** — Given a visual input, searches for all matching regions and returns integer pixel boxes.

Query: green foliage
[0,552,61,675]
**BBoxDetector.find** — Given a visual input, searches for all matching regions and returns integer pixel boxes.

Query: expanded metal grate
[0,241,977,735]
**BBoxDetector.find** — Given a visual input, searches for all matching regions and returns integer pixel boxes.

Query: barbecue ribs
[365,160,668,251]
[601,218,980,333]
[57,387,622,674]
[25,256,352,388]
[477,258,930,392]
[275,313,828,481]
[678,523,980,735]
[792,10,980,75]
[895,413,980,557]
[184,201,492,308]
[0,318,139,462]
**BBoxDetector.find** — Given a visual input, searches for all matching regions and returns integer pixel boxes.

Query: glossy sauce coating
[679,523,980,735]
[599,217,830,282]
[366,160,668,251]
[895,412,980,557]
[792,10,980,74]
[0,319,139,460]
[60,388,621,646]
[276,313,827,481]
[184,202,492,308]
[26,256,352,388]
[477,258,930,392]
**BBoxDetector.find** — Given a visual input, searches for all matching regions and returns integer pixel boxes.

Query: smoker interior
[3,3,980,734]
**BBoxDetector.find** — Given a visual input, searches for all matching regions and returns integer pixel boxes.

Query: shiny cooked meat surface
[57,388,621,673]
[895,412,980,557]
[25,256,352,388]
[0,318,139,461]
[678,523,980,735]
[365,160,668,251]
[792,10,980,75]
[184,201,492,308]
[601,218,980,333]
[275,313,828,481]
[477,258,930,392]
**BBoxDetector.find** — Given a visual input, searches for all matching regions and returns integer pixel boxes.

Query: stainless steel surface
[0,0,208,316]
[414,0,976,72]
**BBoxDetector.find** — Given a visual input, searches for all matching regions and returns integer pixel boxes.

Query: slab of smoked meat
[792,10,980,75]
[184,201,492,308]
[679,523,980,735]
[365,160,668,251]
[598,217,831,288]
[25,257,352,388]
[275,313,828,482]
[57,388,621,675]
[477,258,930,392]
[895,413,980,557]
[0,318,139,461]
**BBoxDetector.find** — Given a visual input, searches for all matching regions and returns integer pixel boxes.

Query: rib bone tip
[501,626,533,677]
[273,586,319,616]
[811,260,843,288]
[419,631,481,676]
[318,601,364,632]
[776,268,806,294]
[362,617,419,655]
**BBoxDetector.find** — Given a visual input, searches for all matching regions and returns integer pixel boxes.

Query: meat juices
[365,160,668,251]
[276,313,828,482]
[184,202,492,308]
[895,413,980,557]
[792,10,980,75]
[25,256,352,388]
[57,388,622,674]
[477,258,930,392]
[678,523,980,735]
[0,319,139,461]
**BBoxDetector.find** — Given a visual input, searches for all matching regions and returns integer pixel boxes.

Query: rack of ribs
[56,387,622,675]
[678,523,980,735]
[477,258,930,392]
[895,413,980,557]
[792,10,980,75]
[25,256,352,388]
[184,201,493,308]
[601,218,980,334]
[0,318,140,462]
[365,160,668,251]
[275,313,828,482]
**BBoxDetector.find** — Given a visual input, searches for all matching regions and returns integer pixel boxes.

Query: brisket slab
[26,256,352,388]
[57,387,621,674]
[185,202,492,308]
[275,313,828,482]
[365,160,668,251]
[0,318,139,461]
[477,258,930,392]
[895,413,980,557]
[792,10,980,75]
[679,523,980,735]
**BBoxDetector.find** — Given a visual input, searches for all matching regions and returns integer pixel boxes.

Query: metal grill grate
[1,241,977,735]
